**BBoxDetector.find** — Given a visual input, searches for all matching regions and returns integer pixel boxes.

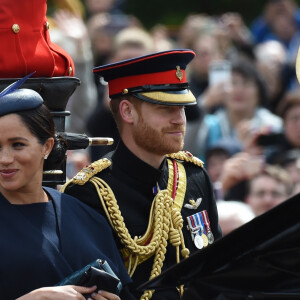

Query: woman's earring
[44,155,48,160]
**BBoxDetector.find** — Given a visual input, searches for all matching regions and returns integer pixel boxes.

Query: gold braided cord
[60,179,74,193]
[89,176,188,300]
[165,160,190,296]
[141,192,172,300]
[62,157,192,300]
[60,158,112,192]
[166,161,190,261]
[90,177,171,257]
[128,255,139,277]
[170,209,190,258]
[128,237,140,277]
[167,151,204,168]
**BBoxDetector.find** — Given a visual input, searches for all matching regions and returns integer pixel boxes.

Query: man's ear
[119,99,136,124]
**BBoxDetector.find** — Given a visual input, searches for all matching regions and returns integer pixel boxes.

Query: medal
[201,210,214,244]
[198,213,209,246]
[207,231,214,244]
[201,233,209,247]
[194,233,204,249]
[197,213,209,247]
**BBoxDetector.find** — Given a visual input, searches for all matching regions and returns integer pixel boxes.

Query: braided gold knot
[169,209,183,247]
[169,227,181,247]
[172,209,184,228]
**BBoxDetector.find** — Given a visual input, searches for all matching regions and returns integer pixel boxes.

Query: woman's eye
[13,142,25,148]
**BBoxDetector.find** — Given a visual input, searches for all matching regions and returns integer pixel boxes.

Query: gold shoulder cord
[61,154,201,300]
[166,151,204,168]
[61,158,112,188]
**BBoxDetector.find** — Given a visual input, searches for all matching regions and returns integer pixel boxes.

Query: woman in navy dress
[0,76,134,300]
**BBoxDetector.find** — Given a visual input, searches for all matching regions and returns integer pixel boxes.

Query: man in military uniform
[62,49,222,300]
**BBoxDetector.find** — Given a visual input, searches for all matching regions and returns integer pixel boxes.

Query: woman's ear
[119,99,136,124]
[43,137,54,157]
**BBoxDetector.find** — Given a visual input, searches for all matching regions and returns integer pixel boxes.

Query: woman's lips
[0,169,18,179]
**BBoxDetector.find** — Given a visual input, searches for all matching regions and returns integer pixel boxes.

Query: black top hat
[93,49,197,106]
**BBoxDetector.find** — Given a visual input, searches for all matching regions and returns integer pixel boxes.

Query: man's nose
[172,107,186,124]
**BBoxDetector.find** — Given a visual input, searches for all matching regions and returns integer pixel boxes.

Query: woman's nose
[0,148,14,165]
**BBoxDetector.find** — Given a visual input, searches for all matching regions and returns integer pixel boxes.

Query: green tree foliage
[124,0,300,29]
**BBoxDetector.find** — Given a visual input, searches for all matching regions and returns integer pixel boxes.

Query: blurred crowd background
[46,0,300,235]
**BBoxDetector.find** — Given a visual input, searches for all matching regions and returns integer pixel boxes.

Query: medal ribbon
[194,213,203,234]
[200,210,214,244]
[199,213,206,235]
[201,210,212,232]
[187,212,204,233]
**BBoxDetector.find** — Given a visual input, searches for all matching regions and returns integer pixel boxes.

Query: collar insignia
[184,198,202,209]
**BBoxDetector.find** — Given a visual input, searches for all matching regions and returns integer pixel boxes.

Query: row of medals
[193,228,214,249]
[187,222,214,249]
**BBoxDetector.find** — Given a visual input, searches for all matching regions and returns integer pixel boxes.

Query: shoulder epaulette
[72,158,112,185]
[167,151,204,168]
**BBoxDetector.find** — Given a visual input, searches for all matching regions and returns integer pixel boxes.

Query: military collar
[111,139,167,187]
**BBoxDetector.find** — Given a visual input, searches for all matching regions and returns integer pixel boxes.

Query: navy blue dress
[0,187,132,300]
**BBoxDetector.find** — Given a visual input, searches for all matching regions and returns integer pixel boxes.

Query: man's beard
[132,114,185,156]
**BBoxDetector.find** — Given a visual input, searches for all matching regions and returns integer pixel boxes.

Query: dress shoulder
[167,151,204,168]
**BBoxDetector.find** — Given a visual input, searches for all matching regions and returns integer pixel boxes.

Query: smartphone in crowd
[256,133,285,147]
[208,60,232,87]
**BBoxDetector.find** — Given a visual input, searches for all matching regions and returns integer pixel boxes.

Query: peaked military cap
[0,73,43,117]
[93,49,197,106]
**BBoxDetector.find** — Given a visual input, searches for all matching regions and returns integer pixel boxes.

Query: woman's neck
[2,188,49,205]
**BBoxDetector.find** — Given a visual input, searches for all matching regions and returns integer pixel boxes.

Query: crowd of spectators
[47,0,300,235]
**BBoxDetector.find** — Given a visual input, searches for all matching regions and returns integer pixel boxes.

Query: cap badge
[176,66,183,81]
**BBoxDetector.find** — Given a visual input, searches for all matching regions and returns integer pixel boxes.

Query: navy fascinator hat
[0,72,43,117]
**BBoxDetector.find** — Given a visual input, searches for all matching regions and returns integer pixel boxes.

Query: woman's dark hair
[232,59,269,108]
[17,104,67,169]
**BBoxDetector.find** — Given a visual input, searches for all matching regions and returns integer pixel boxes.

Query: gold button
[122,89,128,94]
[12,24,20,34]
[45,22,50,30]
[68,66,73,75]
